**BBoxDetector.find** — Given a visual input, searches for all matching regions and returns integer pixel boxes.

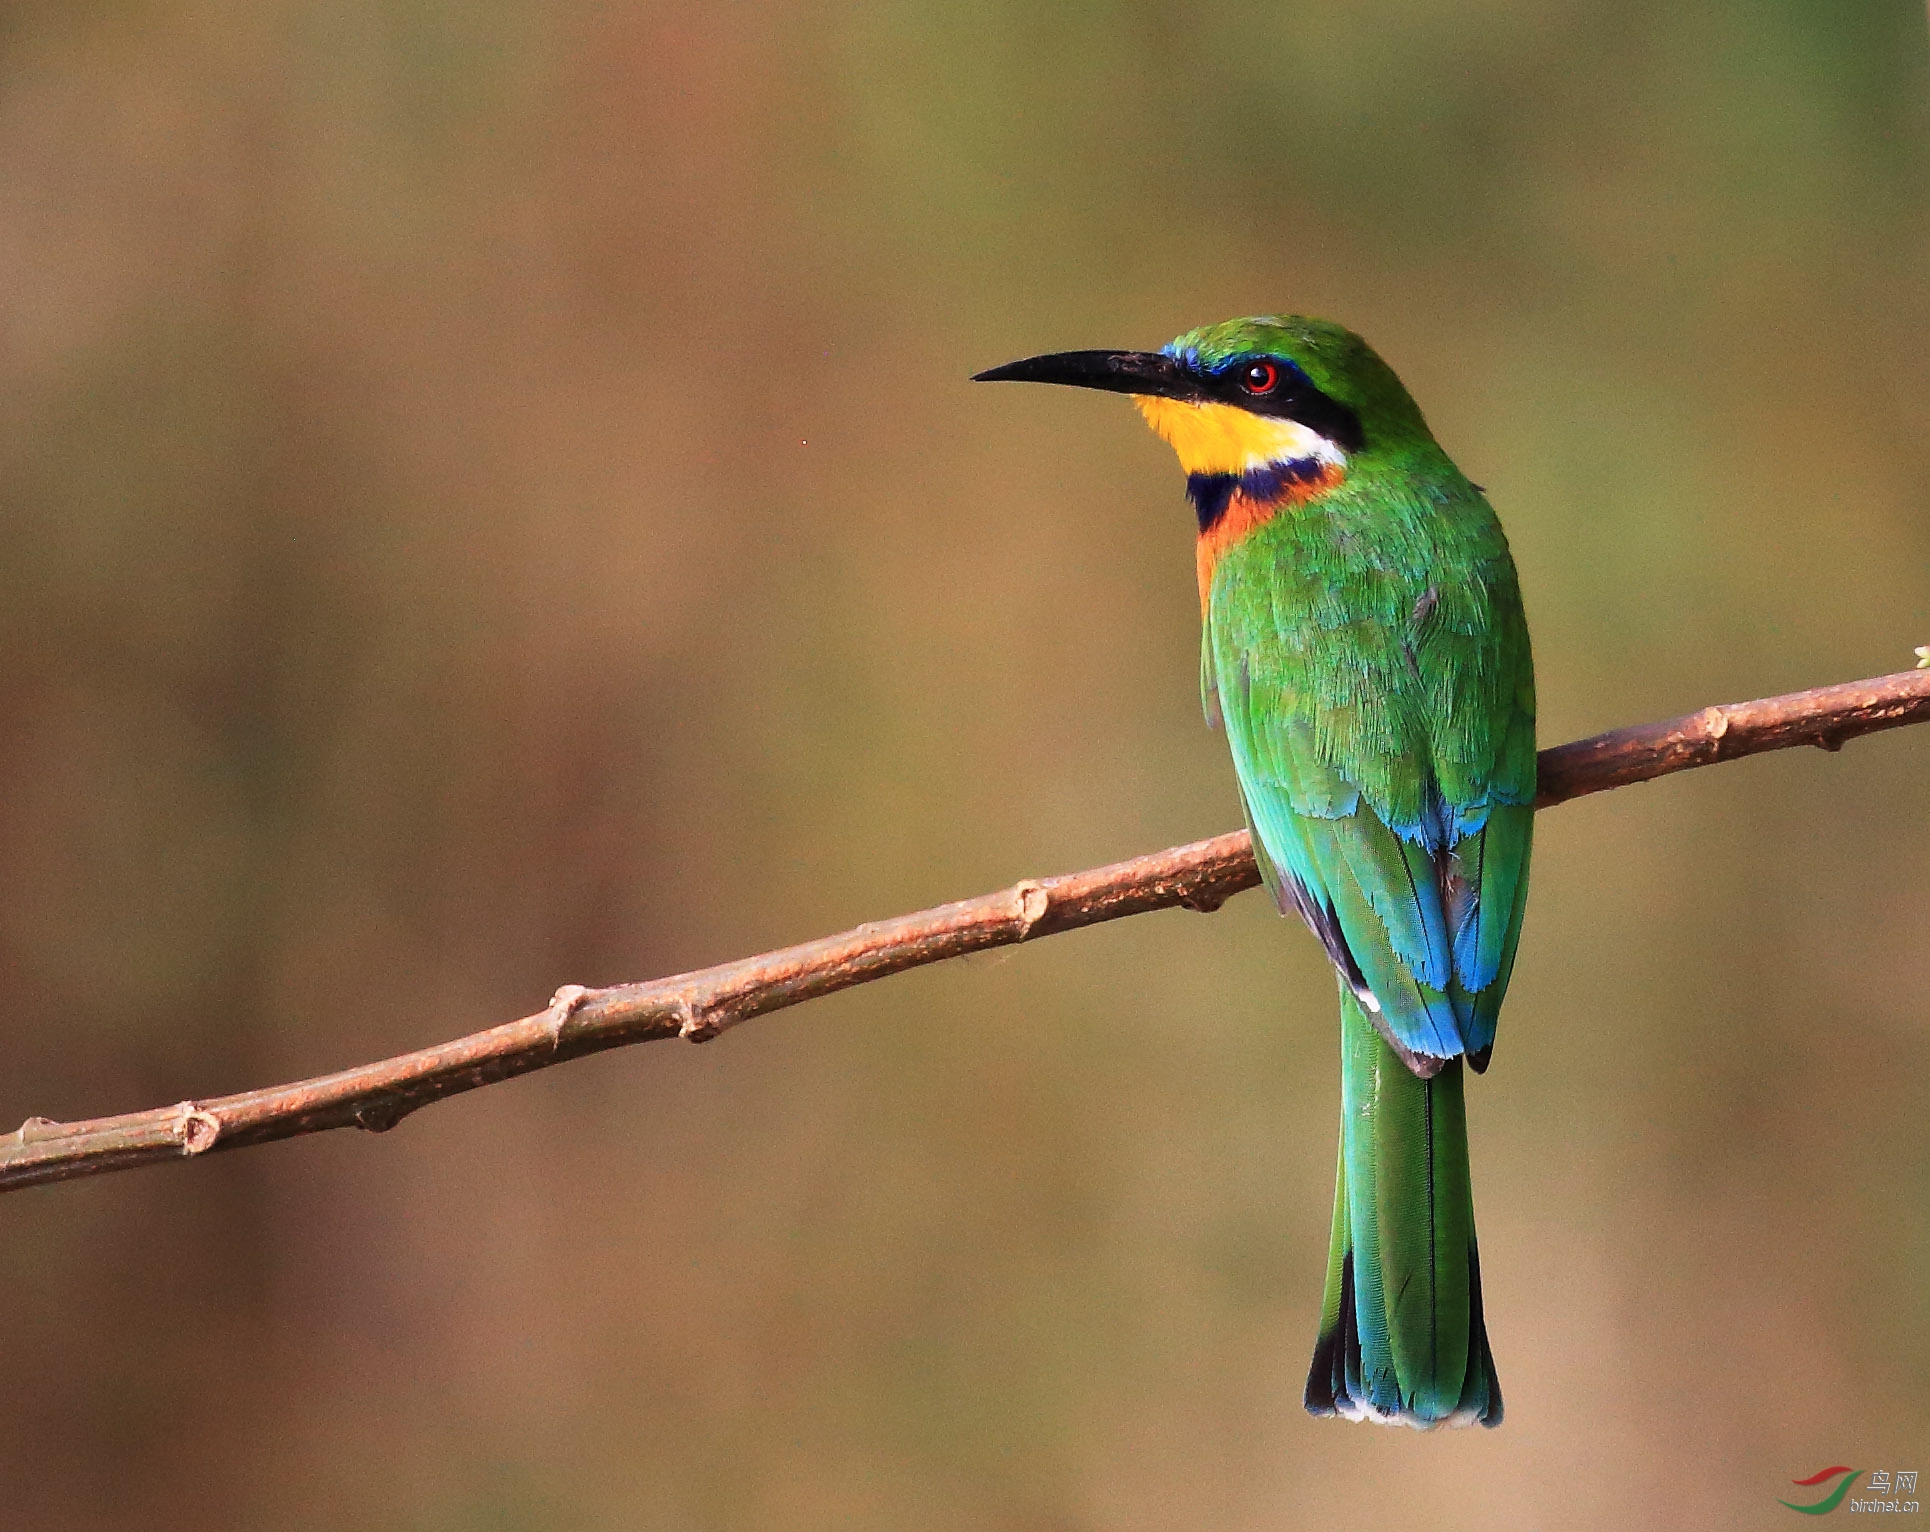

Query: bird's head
[974,314,1427,487]
[976,316,1434,607]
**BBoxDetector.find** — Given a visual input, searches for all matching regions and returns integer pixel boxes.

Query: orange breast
[1195,462,1344,611]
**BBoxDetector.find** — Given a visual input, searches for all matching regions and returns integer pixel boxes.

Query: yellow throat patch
[1131,395,1342,476]
[1128,394,1350,614]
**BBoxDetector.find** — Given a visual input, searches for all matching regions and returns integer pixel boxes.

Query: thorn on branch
[678,997,725,1043]
[1010,879,1050,937]
[545,984,591,1047]
[173,1103,222,1156]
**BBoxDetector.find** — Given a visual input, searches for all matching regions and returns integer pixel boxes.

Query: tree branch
[5,665,1927,1195]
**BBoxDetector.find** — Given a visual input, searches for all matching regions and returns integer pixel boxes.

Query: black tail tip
[1303,1248,1504,1428]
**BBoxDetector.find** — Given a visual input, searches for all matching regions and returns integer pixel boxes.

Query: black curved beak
[971,349,1202,401]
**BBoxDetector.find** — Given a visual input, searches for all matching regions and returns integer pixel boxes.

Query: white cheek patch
[1233,414,1347,473]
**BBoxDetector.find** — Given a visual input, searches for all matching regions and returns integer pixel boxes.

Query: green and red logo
[1780,1466,1920,1515]
[1780,1467,1861,1516]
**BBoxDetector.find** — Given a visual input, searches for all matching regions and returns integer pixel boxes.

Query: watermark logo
[1780,1467,1919,1516]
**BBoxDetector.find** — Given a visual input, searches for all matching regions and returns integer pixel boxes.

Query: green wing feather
[1205,474,1534,1070]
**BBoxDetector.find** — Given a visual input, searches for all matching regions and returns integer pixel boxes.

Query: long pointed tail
[1304,984,1502,1428]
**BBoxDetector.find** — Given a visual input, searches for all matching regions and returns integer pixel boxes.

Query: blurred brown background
[1,2,1927,1527]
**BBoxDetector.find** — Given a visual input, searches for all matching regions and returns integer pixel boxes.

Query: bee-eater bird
[975,317,1533,1428]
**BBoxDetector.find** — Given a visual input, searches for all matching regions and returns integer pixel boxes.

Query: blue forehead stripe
[1158,344,1314,389]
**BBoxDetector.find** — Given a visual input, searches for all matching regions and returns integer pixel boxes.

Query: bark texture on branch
[3,665,1926,1195]
[1531,668,1930,806]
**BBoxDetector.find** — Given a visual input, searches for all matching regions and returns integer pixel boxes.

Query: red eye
[1240,361,1280,395]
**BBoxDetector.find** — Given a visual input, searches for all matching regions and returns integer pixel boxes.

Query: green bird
[975,317,1533,1428]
